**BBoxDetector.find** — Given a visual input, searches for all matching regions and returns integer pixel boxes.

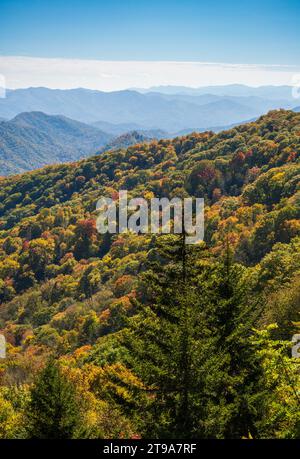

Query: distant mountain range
[91,120,146,136]
[0,85,295,132]
[0,111,112,175]
[0,85,299,175]
[133,84,296,99]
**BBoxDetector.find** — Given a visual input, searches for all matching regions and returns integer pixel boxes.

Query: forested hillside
[0,109,299,439]
[0,112,112,175]
[100,129,167,152]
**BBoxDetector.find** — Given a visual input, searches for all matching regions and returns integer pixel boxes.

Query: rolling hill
[100,129,168,152]
[0,111,113,175]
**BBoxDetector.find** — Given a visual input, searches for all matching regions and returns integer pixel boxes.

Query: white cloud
[0,56,299,90]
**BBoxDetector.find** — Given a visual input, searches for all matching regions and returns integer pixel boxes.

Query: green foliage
[124,238,272,438]
[26,358,82,439]
[251,326,300,438]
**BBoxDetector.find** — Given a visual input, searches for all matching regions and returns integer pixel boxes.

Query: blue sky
[0,0,300,90]
[1,0,299,64]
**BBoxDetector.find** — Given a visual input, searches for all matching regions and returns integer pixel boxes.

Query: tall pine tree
[196,242,265,438]
[124,235,266,438]
[124,233,214,438]
[27,358,81,439]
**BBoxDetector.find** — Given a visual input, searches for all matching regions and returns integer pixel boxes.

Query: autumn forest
[0,109,299,439]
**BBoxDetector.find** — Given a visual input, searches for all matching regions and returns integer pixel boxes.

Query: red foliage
[231,151,246,168]
[22,240,30,251]
[287,151,297,162]
[77,219,97,238]
[197,165,216,181]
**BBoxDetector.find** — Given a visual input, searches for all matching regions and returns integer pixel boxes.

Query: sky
[0,0,300,90]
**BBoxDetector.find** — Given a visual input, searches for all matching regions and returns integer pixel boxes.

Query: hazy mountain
[92,120,145,136]
[101,129,169,152]
[173,117,258,136]
[0,86,293,132]
[294,106,300,112]
[0,111,112,175]
[153,92,292,113]
[134,84,295,100]
[137,128,169,138]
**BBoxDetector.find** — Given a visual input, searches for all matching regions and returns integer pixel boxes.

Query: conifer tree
[26,358,80,439]
[124,234,213,438]
[202,243,265,438]
[124,235,268,438]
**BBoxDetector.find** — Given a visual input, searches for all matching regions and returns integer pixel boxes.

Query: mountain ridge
[0,111,113,175]
[0,86,293,132]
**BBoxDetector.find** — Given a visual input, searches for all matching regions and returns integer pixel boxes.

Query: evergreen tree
[124,235,269,438]
[124,234,214,438]
[202,244,265,438]
[26,358,80,439]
